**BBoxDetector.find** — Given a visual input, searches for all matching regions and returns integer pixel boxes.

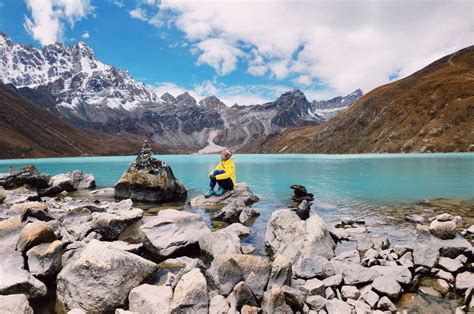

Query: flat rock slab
[56,239,157,312]
[140,209,209,258]
[0,294,34,314]
[190,183,259,208]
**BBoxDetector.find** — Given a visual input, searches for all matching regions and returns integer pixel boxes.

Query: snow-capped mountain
[0,32,362,153]
[0,32,157,111]
[312,89,363,119]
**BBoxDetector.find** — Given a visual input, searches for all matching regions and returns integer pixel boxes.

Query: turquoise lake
[1,153,473,251]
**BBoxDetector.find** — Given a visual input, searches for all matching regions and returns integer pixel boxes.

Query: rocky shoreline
[0,165,473,313]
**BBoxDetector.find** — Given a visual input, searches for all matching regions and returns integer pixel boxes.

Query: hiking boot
[215,187,225,196]
[204,189,215,198]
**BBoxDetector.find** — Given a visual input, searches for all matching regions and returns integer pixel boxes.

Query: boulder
[325,299,353,314]
[0,294,34,314]
[430,219,457,239]
[170,268,209,313]
[128,284,172,314]
[265,209,335,261]
[230,281,258,311]
[0,186,5,202]
[26,240,62,277]
[377,296,397,312]
[435,236,473,258]
[213,200,260,224]
[341,285,360,300]
[190,182,259,208]
[0,216,23,251]
[282,285,305,311]
[56,240,158,312]
[413,243,440,268]
[51,170,96,191]
[59,207,94,242]
[0,251,48,300]
[209,295,230,314]
[261,285,293,313]
[456,272,474,291]
[372,276,402,300]
[199,223,249,257]
[293,254,335,279]
[323,274,343,288]
[114,149,186,203]
[0,166,50,189]
[438,256,464,273]
[92,201,143,240]
[342,264,379,285]
[361,289,379,308]
[268,255,292,288]
[140,209,209,258]
[16,221,56,252]
[207,253,271,299]
[301,278,325,296]
[306,295,327,311]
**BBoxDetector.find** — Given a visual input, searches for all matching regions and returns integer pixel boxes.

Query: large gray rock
[0,216,22,252]
[293,254,335,279]
[213,200,260,224]
[209,295,230,314]
[16,221,56,252]
[114,152,187,204]
[51,170,96,191]
[342,264,379,285]
[26,240,62,277]
[301,278,325,296]
[199,223,249,257]
[268,255,292,288]
[230,281,258,311]
[0,251,48,300]
[261,285,293,313]
[435,236,473,258]
[0,166,50,189]
[58,207,94,243]
[370,265,412,285]
[456,272,474,291]
[0,186,5,202]
[170,268,209,313]
[282,285,305,311]
[438,256,464,273]
[265,209,335,261]
[372,276,402,300]
[207,253,271,299]
[92,200,143,240]
[140,209,209,258]
[325,299,353,314]
[129,284,172,314]
[0,294,34,314]
[413,243,440,268]
[56,240,158,312]
[190,183,259,208]
[430,219,457,239]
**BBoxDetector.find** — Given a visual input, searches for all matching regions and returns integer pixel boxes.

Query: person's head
[221,149,232,161]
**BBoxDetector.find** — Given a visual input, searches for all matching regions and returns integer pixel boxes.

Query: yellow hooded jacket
[209,158,236,186]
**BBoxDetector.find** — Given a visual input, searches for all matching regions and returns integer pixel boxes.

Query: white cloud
[24,0,94,46]
[294,75,312,86]
[152,0,473,94]
[195,38,244,75]
[82,31,90,39]
[129,7,148,21]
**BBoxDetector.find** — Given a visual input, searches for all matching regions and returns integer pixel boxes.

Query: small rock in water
[372,276,402,300]
[429,219,457,239]
[436,213,454,222]
[405,214,425,223]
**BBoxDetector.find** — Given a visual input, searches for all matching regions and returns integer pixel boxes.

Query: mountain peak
[176,92,197,106]
[161,92,176,104]
[199,95,226,110]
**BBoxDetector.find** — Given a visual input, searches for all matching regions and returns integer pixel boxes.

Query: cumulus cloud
[82,31,90,39]
[129,6,163,26]
[152,0,473,94]
[24,0,94,46]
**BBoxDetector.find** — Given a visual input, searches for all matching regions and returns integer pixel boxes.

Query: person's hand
[209,174,216,181]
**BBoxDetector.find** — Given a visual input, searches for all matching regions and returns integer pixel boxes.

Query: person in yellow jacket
[205,149,236,198]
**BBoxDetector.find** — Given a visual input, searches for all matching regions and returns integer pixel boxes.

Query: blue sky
[0,0,472,105]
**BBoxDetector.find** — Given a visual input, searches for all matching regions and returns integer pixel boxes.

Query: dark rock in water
[0,166,50,189]
[114,142,187,203]
[289,184,314,205]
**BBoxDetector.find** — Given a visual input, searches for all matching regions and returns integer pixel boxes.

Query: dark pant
[210,170,234,190]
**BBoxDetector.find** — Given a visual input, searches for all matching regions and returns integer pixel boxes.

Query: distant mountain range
[0,32,361,155]
[264,46,474,153]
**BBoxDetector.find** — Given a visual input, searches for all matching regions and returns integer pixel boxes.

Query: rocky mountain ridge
[0,32,362,154]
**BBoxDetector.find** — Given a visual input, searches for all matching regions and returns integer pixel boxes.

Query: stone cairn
[289,184,314,220]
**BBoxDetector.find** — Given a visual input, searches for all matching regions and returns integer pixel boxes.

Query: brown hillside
[0,84,142,159]
[264,46,474,153]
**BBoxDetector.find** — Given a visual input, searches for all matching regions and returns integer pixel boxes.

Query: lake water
[1,153,473,250]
